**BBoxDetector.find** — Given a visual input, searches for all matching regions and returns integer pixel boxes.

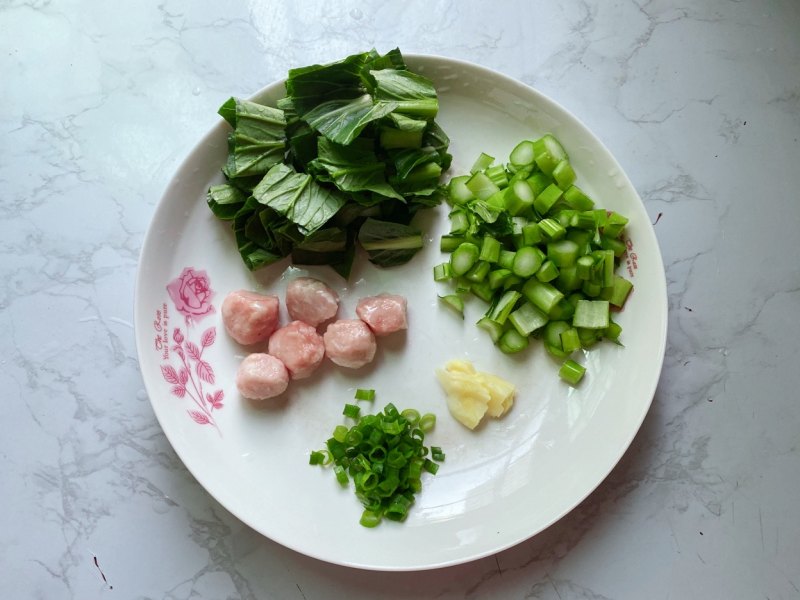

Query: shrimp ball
[235,353,289,400]
[221,290,280,346]
[323,319,377,369]
[356,294,408,336]
[285,277,339,327]
[267,320,325,379]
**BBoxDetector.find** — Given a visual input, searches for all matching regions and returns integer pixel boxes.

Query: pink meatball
[235,353,289,400]
[285,277,339,327]
[267,320,325,379]
[221,290,280,346]
[355,294,408,336]
[323,319,377,369]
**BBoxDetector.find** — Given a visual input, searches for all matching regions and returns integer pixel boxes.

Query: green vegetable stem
[434,134,634,384]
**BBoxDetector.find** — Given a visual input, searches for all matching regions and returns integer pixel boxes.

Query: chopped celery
[499,329,529,354]
[573,300,610,329]
[439,294,464,318]
[471,152,495,174]
[434,133,633,384]
[559,359,586,386]
[508,302,549,336]
[450,242,480,276]
[433,262,452,282]
[512,246,544,278]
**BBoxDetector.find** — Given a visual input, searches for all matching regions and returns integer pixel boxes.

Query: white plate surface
[134,55,667,571]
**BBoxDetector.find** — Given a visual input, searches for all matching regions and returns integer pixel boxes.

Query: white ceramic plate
[134,55,667,571]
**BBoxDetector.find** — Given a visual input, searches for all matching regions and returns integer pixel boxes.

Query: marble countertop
[3,0,799,598]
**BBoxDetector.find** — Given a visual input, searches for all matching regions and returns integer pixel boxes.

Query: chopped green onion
[419,413,436,432]
[354,388,376,401]
[343,403,361,418]
[309,450,326,465]
[401,408,421,426]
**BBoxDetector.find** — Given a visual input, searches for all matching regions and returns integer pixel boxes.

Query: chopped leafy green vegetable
[208,48,450,276]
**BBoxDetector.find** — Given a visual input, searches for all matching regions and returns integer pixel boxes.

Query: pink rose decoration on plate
[167,267,215,324]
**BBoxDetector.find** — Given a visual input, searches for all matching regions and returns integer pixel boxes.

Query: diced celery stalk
[573,299,610,329]
[571,211,597,230]
[440,235,464,253]
[543,320,571,357]
[527,172,554,196]
[576,255,595,280]
[471,281,494,302]
[603,319,623,343]
[599,275,634,307]
[560,327,582,354]
[498,249,517,270]
[477,316,505,343]
[487,290,522,325]
[439,294,464,318]
[448,209,470,235]
[599,249,615,287]
[455,278,472,294]
[508,302,549,336]
[485,164,508,189]
[503,275,523,290]
[547,239,580,267]
[499,329,529,354]
[578,327,601,347]
[504,179,535,216]
[549,297,576,321]
[450,242,480,276]
[556,265,582,292]
[552,159,577,190]
[563,185,595,210]
[380,127,423,149]
[593,209,608,229]
[535,259,559,282]
[555,209,576,228]
[522,279,564,315]
[521,222,542,246]
[533,184,563,216]
[532,134,568,174]
[600,235,627,257]
[512,246,544,278]
[488,268,512,289]
[465,260,490,283]
[559,359,586,386]
[510,140,536,168]
[470,152,495,174]
[582,280,603,297]
[603,212,629,238]
[466,171,500,200]
[538,218,566,241]
[433,262,452,282]
[448,175,475,205]
[479,236,502,263]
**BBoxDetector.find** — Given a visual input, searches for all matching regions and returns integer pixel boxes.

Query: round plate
[134,55,667,571]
